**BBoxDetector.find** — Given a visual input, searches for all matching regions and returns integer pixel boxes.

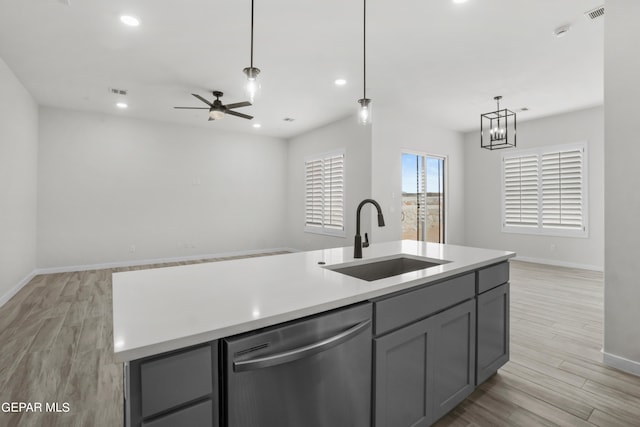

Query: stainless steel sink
[326,256,449,282]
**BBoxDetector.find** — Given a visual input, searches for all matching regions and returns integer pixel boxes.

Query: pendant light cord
[250,0,254,68]
[363,0,367,99]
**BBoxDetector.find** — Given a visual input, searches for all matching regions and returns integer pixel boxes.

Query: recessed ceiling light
[116,102,128,109]
[452,0,468,4]
[334,79,347,86]
[120,15,140,27]
[252,123,262,128]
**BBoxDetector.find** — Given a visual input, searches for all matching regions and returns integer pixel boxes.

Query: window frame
[304,149,346,237]
[501,142,588,238]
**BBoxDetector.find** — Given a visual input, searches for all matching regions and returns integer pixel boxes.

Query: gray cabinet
[431,299,476,421]
[476,282,510,384]
[373,299,476,427]
[374,316,435,427]
[373,273,475,335]
[125,342,219,427]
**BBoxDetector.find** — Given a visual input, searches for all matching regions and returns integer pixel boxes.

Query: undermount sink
[326,256,450,282]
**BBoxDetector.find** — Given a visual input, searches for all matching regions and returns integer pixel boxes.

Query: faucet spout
[354,199,385,258]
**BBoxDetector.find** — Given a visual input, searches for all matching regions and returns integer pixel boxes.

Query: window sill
[304,226,346,238]
[502,226,588,239]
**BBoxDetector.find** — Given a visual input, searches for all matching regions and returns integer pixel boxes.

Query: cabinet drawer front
[374,273,474,336]
[477,262,509,294]
[142,400,213,427]
[141,345,213,418]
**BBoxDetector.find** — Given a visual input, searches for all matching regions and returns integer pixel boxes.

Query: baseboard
[512,256,603,272]
[36,247,298,275]
[0,270,38,308]
[603,351,640,377]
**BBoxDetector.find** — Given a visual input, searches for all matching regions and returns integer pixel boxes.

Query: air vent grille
[109,88,128,96]
[584,6,604,21]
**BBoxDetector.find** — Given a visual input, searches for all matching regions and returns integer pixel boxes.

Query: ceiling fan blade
[226,110,253,120]
[192,93,213,106]
[174,107,209,109]
[225,101,252,109]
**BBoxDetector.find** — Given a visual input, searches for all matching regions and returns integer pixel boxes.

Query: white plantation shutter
[323,154,344,230]
[503,154,539,227]
[541,148,584,230]
[305,151,345,234]
[305,158,324,227]
[502,143,587,237]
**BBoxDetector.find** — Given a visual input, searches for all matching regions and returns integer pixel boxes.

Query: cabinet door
[476,282,510,385]
[431,299,476,422]
[374,317,434,427]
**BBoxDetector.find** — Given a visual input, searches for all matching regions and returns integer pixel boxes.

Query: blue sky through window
[402,153,443,193]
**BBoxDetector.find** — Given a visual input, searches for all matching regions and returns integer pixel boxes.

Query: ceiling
[0,0,604,139]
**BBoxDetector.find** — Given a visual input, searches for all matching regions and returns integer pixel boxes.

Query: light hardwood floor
[1,257,639,426]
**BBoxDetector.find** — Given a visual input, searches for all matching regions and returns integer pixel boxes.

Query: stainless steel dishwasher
[223,302,372,427]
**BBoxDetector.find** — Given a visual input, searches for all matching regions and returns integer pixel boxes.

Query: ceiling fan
[174,91,253,121]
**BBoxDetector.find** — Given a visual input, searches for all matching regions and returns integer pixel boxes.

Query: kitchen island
[113,240,515,427]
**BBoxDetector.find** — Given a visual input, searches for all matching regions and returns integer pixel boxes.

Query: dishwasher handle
[233,319,371,372]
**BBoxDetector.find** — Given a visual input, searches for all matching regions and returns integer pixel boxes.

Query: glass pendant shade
[243,66,260,103]
[481,96,516,150]
[358,98,372,125]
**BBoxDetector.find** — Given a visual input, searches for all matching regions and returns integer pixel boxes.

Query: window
[304,150,345,236]
[502,143,587,237]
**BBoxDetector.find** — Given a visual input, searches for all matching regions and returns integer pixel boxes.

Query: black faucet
[354,199,385,258]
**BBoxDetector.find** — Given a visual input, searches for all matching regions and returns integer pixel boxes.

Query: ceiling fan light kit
[174,91,253,121]
[480,95,516,150]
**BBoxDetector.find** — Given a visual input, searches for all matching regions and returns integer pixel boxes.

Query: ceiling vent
[109,88,128,96]
[584,5,604,21]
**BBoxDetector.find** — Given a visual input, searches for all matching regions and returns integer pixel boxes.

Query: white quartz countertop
[112,240,515,362]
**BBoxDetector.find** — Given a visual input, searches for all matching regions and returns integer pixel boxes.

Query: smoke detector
[584,5,604,21]
[553,24,572,38]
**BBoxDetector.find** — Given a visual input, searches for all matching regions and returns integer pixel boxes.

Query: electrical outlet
[550,243,556,252]
[129,244,136,253]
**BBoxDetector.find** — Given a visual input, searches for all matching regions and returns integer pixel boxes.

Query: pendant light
[243,0,260,103]
[357,0,371,125]
[480,96,516,150]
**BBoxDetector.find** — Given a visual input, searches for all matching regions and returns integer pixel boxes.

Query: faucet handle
[363,233,370,248]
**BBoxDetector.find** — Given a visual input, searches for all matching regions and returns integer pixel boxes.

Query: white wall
[463,107,604,270]
[37,107,288,269]
[0,57,38,304]
[603,0,640,374]
[372,104,466,245]
[286,116,372,251]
